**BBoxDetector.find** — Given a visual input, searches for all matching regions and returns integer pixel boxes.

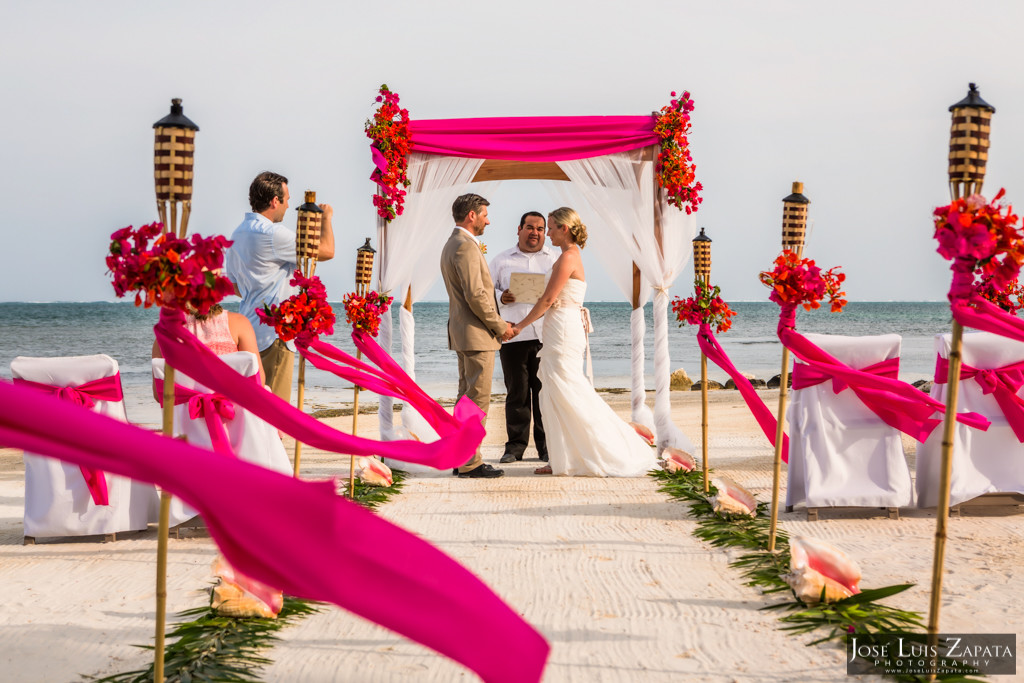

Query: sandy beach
[1,389,1022,682]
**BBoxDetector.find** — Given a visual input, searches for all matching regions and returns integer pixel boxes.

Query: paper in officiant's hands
[508,272,546,305]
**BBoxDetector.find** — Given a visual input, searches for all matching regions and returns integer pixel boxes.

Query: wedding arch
[368,91,700,456]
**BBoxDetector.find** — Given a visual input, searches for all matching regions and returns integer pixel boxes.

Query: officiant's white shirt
[490,244,558,343]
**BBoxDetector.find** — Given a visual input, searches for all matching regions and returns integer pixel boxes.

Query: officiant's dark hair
[519,211,545,228]
[452,194,489,223]
[249,171,289,212]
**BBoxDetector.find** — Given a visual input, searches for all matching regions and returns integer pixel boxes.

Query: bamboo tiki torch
[292,192,324,477]
[692,228,713,492]
[153,98,198,238]
[152,98,198,683]
[927,83,995,665]
[768,181,810,553]
[350,238,377,497]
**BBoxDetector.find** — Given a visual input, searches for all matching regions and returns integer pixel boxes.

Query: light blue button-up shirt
[225,212,298,352]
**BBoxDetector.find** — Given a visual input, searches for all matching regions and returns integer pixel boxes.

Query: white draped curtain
[558,149,696,452]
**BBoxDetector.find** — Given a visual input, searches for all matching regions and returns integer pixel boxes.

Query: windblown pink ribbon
[154,379,237,456]
[776,305,989,442]
[792,357,900,392]
[0,379,550,682]
[154,309,483,469]
[13,374,120,506]
[696,324,790,462]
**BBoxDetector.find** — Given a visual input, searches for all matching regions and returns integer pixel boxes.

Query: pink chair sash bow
[13,374,120,506]
[934,355,1024,442]
[154,378,238,456]
[792,357,900,393]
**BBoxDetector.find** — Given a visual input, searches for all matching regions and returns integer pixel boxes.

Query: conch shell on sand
[709,476,757,517]
[211,556,284,618]
[355,456,393,487]
[784,536,862,604]
[662,447,696,473]
[629,422,656,446]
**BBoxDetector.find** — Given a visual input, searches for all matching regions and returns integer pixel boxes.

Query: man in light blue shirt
[225,171,334,402]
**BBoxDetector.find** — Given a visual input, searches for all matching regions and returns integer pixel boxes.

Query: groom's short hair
[452,194,490,223]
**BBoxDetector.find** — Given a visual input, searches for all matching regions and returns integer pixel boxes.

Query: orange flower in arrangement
[671,278,737,333]
[654,91,702,215]
[342,291,393,338]
[256,271,335,346]
[759,250,847,313]
[933,189,1024,303]
[107,223,235,316]
[366,84,412,223]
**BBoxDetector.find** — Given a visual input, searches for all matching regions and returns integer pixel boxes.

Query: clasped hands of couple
[499,289,526,342]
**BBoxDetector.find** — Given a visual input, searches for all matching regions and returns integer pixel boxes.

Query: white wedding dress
[538,277,659,476]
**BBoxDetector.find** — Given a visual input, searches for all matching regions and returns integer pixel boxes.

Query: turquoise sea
[0,301,952,427]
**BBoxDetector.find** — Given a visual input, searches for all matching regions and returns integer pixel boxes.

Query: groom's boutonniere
[479,242,487,255]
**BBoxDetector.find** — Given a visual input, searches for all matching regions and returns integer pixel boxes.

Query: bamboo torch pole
[692,228,713,492]
[293,192,324,477]
[927,84,995,666]
[768,182,810,553]
[350,238,377,497]
[151,97,199,683]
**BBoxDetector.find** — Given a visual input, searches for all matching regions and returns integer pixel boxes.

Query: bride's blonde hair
[548,207,588,248]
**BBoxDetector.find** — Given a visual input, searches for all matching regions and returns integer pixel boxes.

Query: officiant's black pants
[499,339,547,460]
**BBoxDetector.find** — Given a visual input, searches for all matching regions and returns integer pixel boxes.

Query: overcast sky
[2,0,1022,304]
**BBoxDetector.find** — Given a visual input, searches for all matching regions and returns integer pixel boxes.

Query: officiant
[490,212,559,464]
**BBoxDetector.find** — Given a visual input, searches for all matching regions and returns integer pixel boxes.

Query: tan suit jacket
[440,228,505,351]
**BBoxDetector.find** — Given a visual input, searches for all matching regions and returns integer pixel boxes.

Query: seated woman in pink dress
[151,304,266,400]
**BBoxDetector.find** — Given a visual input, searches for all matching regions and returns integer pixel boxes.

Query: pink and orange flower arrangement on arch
[933,189,1024,308]
[342,290,393,338]
[366,84,412,223]
[107,222,235,315]
[671,278,737,333]
[759,250,847,313]
[654,91,702,215]
[256,271,336,346]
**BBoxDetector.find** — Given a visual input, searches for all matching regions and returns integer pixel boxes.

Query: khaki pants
[260,339,294,403]
[456,349,495,472]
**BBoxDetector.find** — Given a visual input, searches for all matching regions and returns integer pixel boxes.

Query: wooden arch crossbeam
[471,159,569,182]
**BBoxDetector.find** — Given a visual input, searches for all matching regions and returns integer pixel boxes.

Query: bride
[512,208,658,477]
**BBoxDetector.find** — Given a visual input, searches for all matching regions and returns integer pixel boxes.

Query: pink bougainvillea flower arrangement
[671,278,737,333]
[257,270,336,346]
[366,84,412,223]
[107,222,235,315]
[342,290,393,338]
[654,91,702,214]
[932,189,1024,305]
[759,250,847,313]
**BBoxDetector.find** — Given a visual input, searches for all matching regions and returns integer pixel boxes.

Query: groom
[440,193,513,478]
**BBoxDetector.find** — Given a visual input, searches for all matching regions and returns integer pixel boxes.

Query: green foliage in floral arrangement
[650,468,986,682]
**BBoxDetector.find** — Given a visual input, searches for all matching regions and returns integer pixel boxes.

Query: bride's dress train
[538,278,658,477]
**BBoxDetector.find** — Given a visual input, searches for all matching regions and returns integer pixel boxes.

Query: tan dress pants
[260,339,294,403]
[456,349,495,472]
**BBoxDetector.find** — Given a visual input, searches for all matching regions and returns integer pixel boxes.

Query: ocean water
[0,301,951,426]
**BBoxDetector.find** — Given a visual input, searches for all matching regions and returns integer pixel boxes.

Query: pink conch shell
[709,476,757,517]
[784,536,862,604]
[662,447,696,473]
[355,456,393,487]
[211,555,283,617]
[629,422,656,446]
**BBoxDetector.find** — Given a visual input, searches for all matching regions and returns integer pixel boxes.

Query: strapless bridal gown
[538,278,659,476]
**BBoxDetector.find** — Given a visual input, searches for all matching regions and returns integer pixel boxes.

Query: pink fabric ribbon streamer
[0,379,549,682]
[153,309,483,469]
[934,349,1024,443]
[776,305,989,442]
[696,324,790,462]
[13,374,120,506]
[408,115,659,162]
[792,357,900,393]
[153,379,237,456]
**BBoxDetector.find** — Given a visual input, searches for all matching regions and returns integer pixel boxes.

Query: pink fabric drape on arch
[406,116,659,162]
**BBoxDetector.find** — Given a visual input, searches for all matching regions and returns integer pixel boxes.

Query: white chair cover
[152,352,291,524]
[916,331,1024,507]
[786,333,913,509]
[12,354,155,539]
